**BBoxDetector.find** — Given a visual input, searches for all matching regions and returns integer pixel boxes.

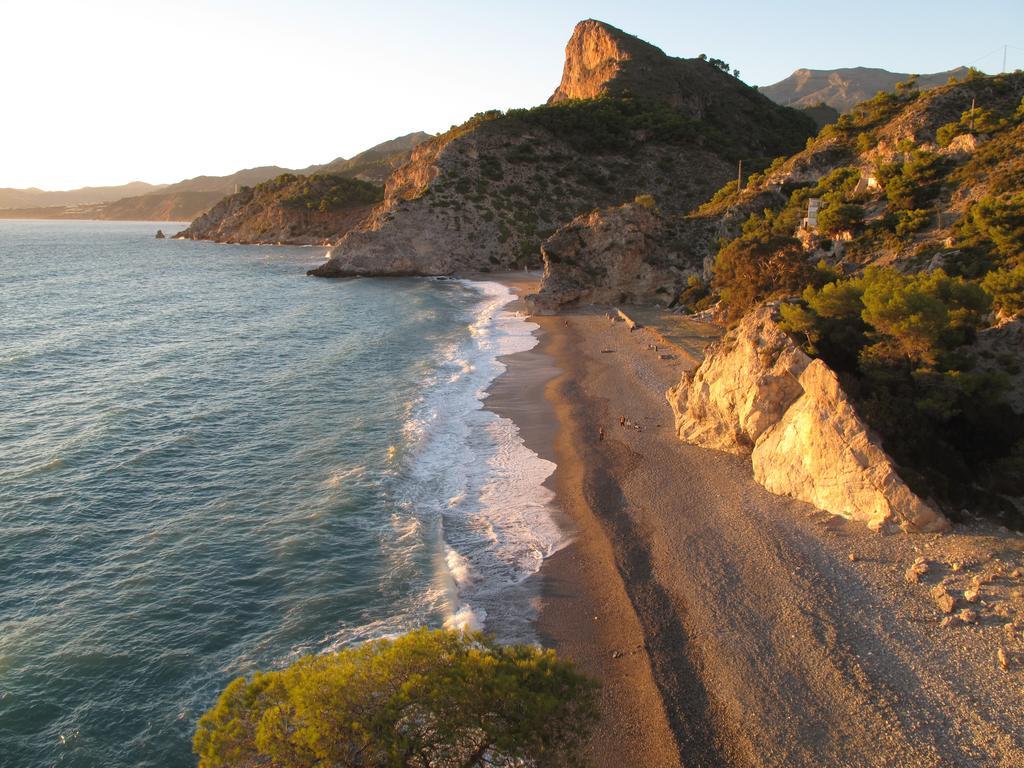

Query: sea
[0,220,564,767]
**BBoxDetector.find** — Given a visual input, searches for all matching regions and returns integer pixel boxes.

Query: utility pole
[1003,45,1008,73]
[970,97,976,132]
[737,160,743,196]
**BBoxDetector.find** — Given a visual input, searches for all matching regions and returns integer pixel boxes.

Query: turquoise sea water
[0,220,561,767]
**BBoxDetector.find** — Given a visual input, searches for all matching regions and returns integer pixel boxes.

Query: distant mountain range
[761,66,971,112]
[0,132,431,222]
[0,181,166,210]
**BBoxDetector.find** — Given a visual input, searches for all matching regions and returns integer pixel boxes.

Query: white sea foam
[391,280,566,642]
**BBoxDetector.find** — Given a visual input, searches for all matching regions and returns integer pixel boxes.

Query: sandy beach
[484,275,1024,768]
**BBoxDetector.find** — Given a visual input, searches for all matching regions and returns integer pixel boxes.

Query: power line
[967,44,1007,68]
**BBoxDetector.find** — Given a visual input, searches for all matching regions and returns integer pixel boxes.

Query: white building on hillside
[802,197,821,230]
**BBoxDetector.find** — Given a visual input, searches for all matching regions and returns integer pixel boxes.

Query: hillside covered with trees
[688,70,1024,521]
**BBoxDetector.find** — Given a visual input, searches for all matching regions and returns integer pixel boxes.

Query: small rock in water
[930,584,956,614]
[155,229,165,239]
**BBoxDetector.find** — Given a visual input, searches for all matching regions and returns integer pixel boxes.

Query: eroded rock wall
[666,307,810,454]
[752,360,949,532]
[667,306,949,531]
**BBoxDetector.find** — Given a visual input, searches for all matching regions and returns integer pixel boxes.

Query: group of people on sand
[599,414,643,441]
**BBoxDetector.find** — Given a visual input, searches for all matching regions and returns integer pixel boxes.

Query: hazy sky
[2,0,1021,190]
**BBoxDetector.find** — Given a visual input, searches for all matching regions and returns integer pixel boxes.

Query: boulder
[751,359,949,532]
[666,306,810,454]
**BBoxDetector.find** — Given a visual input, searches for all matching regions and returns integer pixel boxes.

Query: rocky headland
[309,20,815,277]
[174,173,381,246]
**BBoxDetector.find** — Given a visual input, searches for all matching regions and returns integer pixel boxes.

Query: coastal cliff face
[668,307,949,531]
[529,202,691,311]
[310,112,734,277]
[312,19,815,278]
[175,174,380,245]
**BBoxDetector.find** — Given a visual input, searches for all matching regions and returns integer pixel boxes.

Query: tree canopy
[193,629,599,768]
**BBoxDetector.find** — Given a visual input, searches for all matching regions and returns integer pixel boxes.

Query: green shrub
[982,264,1024,316]
[274,174,383,211]
[713,234,813,319]
[817,202,864,235]
[194,629,599,768]
[895,208,932,236]
[878,151,944,210]
[956,193,1024,265]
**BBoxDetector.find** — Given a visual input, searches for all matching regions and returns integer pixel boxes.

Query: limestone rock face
[666,307,811,454]
[751,360,949,532]
[548,19,660,103]
[528,203,690,312]
[667,306,948,532]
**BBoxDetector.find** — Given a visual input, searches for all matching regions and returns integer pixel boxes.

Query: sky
[1,0,1022,190]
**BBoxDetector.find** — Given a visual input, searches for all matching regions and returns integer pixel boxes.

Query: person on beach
[619,415,626,427]
[599,427,605,441]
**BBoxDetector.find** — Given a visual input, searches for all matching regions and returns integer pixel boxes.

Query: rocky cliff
[667,307,949,531]
[311,20,815,278]
[752,359,950,532]
[667,307,811,453]
[527,201,693,311]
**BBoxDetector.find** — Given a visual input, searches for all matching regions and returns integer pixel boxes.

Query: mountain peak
[548,19,665,103]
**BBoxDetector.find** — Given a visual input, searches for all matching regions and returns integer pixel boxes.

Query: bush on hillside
[817,202,864,235]
[264,174,383,212]
[877,151,945,210]
[194,629,599,768]
[955,193,1024,266]
[982,264,1024,316]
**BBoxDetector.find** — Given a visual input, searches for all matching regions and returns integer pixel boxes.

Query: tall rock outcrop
[312,20,815,278]
[548,20,666,103]
[667,307,811,454]
[667,307,949,532]
[752,360,949,532]
[528,202,690,311]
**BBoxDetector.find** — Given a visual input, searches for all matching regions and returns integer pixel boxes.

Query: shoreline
[483,275,1024,767]
[482,275,681,765]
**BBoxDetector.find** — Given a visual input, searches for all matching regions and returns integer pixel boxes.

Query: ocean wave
[381,279,566,643]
